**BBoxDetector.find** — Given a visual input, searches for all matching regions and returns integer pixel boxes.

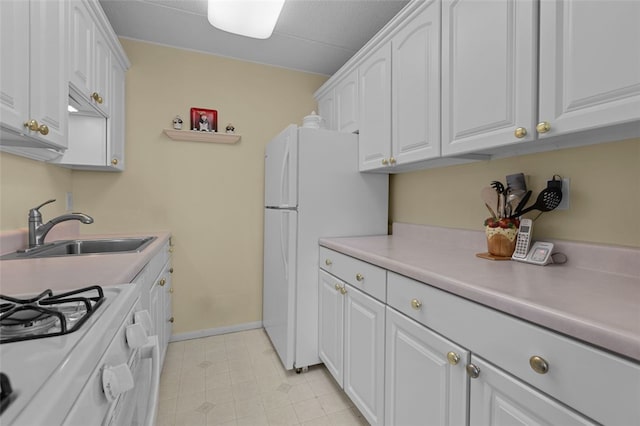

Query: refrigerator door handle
[280,212,289,280]
[279,145,288,207]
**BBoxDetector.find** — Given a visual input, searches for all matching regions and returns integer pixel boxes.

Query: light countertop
[319,223,640,362]
[0,230,171,295]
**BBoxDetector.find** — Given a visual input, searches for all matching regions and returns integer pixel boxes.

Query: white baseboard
[169,321,264,342]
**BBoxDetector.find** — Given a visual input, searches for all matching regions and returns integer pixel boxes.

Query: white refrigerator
[263,125,388,371]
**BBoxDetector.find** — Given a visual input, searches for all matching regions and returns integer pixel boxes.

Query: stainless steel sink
[0,236,156,260]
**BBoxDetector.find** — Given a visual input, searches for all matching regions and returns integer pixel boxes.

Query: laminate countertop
[0,229,171,295]
[319,223,640,362]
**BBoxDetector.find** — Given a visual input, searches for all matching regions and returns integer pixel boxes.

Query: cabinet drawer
[387,272,640,425]
[319,247,386,302]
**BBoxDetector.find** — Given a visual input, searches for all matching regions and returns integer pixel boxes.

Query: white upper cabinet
[392,0,441,166]
[358,43,392,171]
[441,0,537,156]
[317,89,335,131]
[537,0,640,138]
[0,0,68,152]
[69,0,111,117]
[442,0,640,156]
[335,70,359,134]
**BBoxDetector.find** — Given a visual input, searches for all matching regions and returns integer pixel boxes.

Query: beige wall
[70,39,327,335]
[390,137,640,248]
[0,153,72,229]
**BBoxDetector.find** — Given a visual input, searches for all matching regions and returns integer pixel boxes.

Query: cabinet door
[343,285,385,426]
[69,0,93,97]
[359,42,392,171]
[0,0,30,133]
[468,355,596,426]
[160,262,173,364]
[108,61,125,169]
[335,70,359,134]
[92,27,111,116]
[392,0,441,165]
[317,89,335,131]
[29,0,68,149]
[538,0,640,138]
[318,270,344,386]
[385,307,469,426]
[441,0,537,156]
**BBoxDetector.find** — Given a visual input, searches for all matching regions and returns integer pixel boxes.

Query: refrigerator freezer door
[264,125,298,208]
[263,208,297,369]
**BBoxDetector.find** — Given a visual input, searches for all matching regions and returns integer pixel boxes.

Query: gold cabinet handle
[159,278,166,286]
[92,92,103,104]
[514,127,527,138]
[536,121,551,133]
[169,317,175,323]
[24,119,39,132]
[355,273,364,282]
[335,283,342,291]
[410,299,422,310]
[466,363,480,378]
[447,351,461,365]
[325,259,332,266]
[38,124,49,135]
[111,158,119,166]
[169,288,174,293]
[389,156,396,165]
[529,355,549,374]
[339,285,347,295]
[381,158,389,165]
[169,267,174,273]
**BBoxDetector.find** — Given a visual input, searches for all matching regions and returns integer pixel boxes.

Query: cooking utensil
[518,188,562,216]
[490,181,507,217]
[511,190,532,217]
[481,187,499,219]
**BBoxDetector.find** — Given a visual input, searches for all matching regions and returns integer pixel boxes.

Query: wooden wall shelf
[163,129,241,144]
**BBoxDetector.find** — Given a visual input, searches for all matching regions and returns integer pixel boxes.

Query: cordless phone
[512,219,532,259]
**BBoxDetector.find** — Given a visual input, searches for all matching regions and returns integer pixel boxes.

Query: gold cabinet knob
[335,283,342,291]
[111,158,118,166]
[389,156,396,165]
[38,124,49,135]
[410,299,422,310]
[92,92,103,104]
[24,119,39,132]
[536,121,551,133]
[514,127,527,138]
[446,351,460,365]
[169,288,174,293]
[529,355,549,374]
[381,158,389,165]
[355,273,364,282]
[159,278,166,286]
[169,317,175,323]
[169,267,174,273]
[325,259,332,266]
[339,285,347,295]
[466,363,480,378]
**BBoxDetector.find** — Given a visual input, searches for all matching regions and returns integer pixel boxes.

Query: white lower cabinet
[385,307,468,426]
[318,269,385,426]
[319,248,640,426]
[468,355,595,426]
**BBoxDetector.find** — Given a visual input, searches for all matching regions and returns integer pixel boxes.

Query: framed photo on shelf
[190,108,218,132]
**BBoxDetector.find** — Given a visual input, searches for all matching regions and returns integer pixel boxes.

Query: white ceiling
[98,0,409,76]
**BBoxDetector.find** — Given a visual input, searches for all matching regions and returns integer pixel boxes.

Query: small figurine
[172,115,183,130]
[225,123,235,134]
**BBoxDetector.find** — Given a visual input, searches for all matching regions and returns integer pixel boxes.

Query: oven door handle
[140,335,160,426]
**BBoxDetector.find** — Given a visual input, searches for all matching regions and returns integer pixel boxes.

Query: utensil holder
[485,227,517,257]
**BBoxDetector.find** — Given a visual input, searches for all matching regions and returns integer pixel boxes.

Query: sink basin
[0,236,157,260]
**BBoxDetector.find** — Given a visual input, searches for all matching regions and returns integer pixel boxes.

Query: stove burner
[0,286,105,344]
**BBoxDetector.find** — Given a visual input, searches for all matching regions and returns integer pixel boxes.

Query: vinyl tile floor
[156,328,369,426]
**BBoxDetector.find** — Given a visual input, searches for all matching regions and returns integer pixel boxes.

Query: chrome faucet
[28,199,94,248]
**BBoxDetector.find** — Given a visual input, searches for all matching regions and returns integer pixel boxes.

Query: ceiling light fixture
[207,0,285,40]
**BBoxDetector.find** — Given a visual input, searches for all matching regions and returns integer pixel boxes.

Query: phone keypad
[514,234,529,257]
